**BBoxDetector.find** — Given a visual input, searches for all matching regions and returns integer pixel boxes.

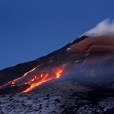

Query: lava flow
[0,65,65,93]
[22,66,64,93]
[0,67,38,89]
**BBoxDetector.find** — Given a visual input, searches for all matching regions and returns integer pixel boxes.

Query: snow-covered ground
[0,78,114,114]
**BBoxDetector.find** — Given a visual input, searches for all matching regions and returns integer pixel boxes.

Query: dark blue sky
[0,0,114,70]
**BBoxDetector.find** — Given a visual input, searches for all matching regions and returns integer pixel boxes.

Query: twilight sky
[0,0,114,70]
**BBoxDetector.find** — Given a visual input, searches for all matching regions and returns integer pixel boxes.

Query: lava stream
[0,66,38,89]
[0,64,64,93]
[22,66,64,93]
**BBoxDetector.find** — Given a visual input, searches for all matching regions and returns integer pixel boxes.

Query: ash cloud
[86,19,114,36]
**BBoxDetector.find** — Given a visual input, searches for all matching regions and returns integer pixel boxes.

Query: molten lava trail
[0,67,38,89]
[0,65,65,93]
[22,66,64,93]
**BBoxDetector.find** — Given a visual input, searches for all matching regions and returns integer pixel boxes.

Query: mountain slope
[1,33,114,114]
[1,34,114,94]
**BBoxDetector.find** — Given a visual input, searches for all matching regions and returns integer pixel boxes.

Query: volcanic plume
[0,20,114,94]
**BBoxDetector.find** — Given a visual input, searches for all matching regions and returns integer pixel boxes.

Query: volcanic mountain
[1,20,114,114]
[1,33,114,95]
[0,35,87,94]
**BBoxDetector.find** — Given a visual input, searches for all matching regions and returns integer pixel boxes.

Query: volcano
[1,20,114,114]
[1,34,114,94]
[0,35,86,94]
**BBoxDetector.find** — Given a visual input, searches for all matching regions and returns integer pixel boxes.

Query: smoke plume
[86,19,114,36]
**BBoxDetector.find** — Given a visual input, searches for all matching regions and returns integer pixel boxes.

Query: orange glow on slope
[22,66,64,93]
[0,67,37,89]
[11,67,38,85]
[55,68,64,78]
[0,65,64,93]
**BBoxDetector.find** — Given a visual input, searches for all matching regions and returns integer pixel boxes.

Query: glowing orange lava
[56,68,64,78]
[22,66,64,93]
[0,65,64,93]
[0,66,38,89]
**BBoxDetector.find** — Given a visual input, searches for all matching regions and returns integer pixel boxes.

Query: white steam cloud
[86,19,114,36]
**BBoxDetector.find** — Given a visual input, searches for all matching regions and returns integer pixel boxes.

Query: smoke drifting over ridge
[68,20,114,53]
[86,19,114,36]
